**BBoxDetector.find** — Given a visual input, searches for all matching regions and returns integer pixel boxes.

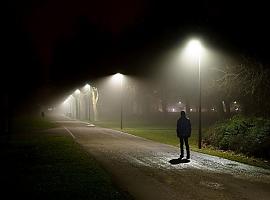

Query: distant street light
[186,39,203,149]
[66,95,73,117]
[75,89,80,95]
[63,96,70,116]
[74,89,81,119]
[112,73,124,129]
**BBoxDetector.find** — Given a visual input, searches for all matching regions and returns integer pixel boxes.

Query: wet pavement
[50,116,270,200]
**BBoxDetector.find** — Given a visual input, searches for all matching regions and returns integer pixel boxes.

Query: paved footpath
[49,116,270,200]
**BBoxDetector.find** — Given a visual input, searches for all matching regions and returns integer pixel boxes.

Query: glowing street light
[63,96,72,117]
[74,89,81,119]
[63,96,70,105]
[63,95,76,118]
[112,73,123,82]
[112,73,124,129]
[74,89,80,95]
[186,39,203,149]
[84,84,90,91]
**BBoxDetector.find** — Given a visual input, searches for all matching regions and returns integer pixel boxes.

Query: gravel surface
[51,117,270,200]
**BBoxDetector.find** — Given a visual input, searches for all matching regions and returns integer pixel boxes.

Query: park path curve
[50,116,270,200]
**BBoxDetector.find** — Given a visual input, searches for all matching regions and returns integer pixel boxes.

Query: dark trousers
[179,136,190,158]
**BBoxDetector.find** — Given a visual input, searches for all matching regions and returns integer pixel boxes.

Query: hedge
[204,115,270,159]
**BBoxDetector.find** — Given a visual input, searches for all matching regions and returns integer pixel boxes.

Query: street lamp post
[88,90,91,121]
[186,39,203,149]
[120,76,123,130]
[113,73,124,129]
[198,47,202,149]
[63,95,75,118]
[74,89,81,119]
[67,95,72,118]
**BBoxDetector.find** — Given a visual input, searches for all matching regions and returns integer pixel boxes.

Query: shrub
[204,115,270,159]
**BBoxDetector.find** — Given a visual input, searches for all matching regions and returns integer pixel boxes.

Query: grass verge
[93,121,269,169]
[0,117,131,200]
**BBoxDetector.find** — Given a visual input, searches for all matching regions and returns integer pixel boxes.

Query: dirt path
[51,117,270,200]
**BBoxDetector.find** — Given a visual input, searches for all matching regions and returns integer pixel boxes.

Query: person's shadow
[169,158,190,165]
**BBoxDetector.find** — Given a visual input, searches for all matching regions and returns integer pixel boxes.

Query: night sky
[3,0,270,111]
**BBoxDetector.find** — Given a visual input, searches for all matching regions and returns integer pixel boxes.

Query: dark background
[2,0,270,113]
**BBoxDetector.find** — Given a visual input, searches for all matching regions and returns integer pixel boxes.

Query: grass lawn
[94,121,270,170]
[0,117,131,200]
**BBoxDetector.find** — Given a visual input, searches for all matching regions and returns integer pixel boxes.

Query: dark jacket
[177,117,191,137]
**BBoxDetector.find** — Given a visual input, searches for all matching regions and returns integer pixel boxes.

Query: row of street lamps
[62,73,124,129]
[62,39,204,149]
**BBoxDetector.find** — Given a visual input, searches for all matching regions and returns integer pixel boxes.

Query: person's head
[180,111,186,118]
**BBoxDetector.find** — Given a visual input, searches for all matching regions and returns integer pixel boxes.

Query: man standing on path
[177,111,191,159]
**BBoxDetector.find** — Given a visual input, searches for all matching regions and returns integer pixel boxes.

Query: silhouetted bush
[204,115,270,159]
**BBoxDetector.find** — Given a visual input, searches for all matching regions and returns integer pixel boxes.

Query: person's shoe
[179,155,184,159]
[186,156,190,160]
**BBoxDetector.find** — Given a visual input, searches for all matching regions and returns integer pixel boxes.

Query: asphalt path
[50,116,270,200]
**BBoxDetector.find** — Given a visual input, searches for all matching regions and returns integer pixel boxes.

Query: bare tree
[209,58,270,116]
[91,87,99,121]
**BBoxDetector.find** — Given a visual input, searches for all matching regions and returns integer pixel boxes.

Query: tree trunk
[224,100,231,117]
[217,101,225,118]
[91,87,99,121]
